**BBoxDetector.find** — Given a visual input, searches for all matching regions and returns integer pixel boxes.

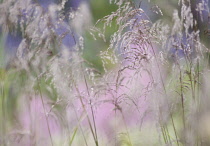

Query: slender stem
[175,56,186,130]
[33,92,37,146]
[83,73,99,145]
[37,78,54,146]
[90,101,98,146]
[164,122,171,143]
[1,83,5,146]
[179,70,185,127]
[170,114,180,146]
[74,84,98,146]
[149,42,179,145]
[189,65,195,100]
[115,110,117,146]
[160,125,167,144]
[149,71,169,144]
[70,103,88,146]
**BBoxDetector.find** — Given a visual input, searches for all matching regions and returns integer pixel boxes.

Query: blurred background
[0,0,210,145]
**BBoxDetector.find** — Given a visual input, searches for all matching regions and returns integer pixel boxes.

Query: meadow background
[0,0,210,145]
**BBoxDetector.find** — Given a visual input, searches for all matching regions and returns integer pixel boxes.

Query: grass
[0,0,210,145]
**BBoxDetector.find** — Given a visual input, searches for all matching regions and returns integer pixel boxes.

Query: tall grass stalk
[150,41,179,145]
[37,78,54,146]
[1,83,5,146]
[83,69,99,146]
[74,84,99,146]
[0,0,210,145]
[69,103,88,146]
